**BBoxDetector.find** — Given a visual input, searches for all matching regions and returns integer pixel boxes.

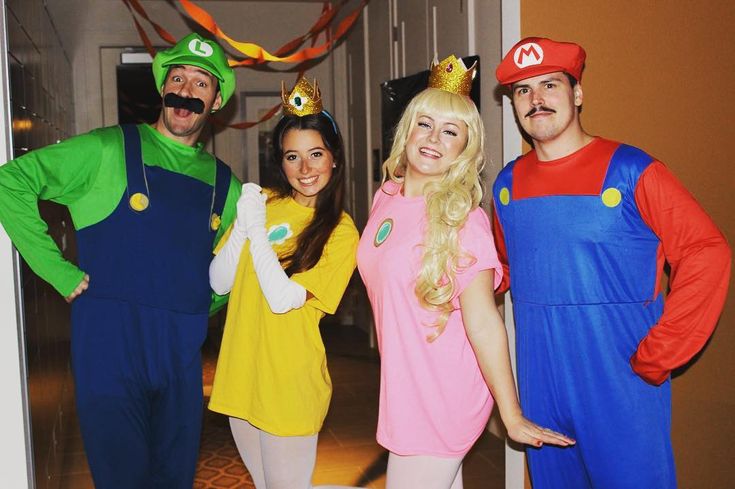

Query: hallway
[57,321,505,488]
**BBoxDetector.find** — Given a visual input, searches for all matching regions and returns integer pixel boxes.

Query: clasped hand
[234,182,268,239]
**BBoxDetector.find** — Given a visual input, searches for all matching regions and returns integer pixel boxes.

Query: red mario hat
[496,37,586,86]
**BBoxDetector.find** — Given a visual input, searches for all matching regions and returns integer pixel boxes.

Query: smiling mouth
[419,147,442,158]
[298,175,319,185]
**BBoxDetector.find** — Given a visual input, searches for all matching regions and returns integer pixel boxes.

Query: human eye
[443,129,458,137]
[545,82,556,89]
[172,75,183,83]
[284,153,298,162]
[514,87,528,96]
[417,120,431,129]
[310,151,323,159]
[197,80,207,88]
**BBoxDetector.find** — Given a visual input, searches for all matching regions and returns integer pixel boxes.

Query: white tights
[229,417,365,489]
[386,452,464,489]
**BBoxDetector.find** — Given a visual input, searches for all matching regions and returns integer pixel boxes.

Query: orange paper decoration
[121,0,368,129]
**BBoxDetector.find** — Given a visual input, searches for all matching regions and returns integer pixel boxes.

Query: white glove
[209,183,262,295]
[211,183,307,312]
[238,182,267,238]
[242,187,307,314]
[232,183,263,235]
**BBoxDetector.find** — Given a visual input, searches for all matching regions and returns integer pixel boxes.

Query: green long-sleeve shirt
[0,124,240,301]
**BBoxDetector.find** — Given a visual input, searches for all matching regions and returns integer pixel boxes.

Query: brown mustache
[525,106,556,118]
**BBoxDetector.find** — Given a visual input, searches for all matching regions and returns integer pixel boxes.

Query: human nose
[428,127,440,143]
[530,89,543,106]
[177,80,193,97]
[299,158,310,174]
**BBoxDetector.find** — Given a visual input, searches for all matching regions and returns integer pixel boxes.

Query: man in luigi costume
[0,33,241,488]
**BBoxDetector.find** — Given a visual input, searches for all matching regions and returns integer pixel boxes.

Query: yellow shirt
[208,195,359,436]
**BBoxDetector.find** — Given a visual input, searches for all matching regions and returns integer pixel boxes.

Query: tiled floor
[58,322,505,488]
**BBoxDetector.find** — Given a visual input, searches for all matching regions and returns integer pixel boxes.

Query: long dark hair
[269,111,346,275]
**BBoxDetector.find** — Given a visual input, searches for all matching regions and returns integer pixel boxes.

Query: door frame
[0,1,35,487]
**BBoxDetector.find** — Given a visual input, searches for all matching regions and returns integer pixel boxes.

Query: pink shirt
[357,182,503,456]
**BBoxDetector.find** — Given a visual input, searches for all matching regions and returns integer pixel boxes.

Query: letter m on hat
[514,42,543,68]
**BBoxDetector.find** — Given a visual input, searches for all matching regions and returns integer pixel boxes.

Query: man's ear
[211,91,223,113]
[574,85,583,107]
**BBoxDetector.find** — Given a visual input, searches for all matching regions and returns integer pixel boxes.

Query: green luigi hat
[152,33,236,108]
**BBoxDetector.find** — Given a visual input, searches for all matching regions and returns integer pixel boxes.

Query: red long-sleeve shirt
[492,142,730,385]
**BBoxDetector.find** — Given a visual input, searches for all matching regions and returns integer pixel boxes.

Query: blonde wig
[382,88,485,340]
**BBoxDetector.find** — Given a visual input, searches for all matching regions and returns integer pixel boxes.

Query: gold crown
[281,77,323,116]
[428,55,476,97]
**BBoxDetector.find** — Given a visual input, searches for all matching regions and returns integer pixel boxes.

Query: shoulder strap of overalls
[210,158,232,230]
[120,124,148,210]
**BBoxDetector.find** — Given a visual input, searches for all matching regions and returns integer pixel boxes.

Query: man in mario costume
[492,37,731,488]
[0,33,241,488]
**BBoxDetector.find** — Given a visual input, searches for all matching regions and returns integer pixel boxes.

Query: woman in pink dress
[356,56,574,489]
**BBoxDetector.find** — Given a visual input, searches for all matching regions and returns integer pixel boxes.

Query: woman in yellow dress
[208,78,360,489]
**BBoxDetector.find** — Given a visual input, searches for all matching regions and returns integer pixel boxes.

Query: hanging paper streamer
[211,2,332,129]
[120,0,160,57]
[212,100,282,130]
[178,0,367,67]
[123,0,345,59]
[120,0,369,128]
[270,2,339,60]
[211,2,334,128]
[121,0,177,56]
[127,0,177,44]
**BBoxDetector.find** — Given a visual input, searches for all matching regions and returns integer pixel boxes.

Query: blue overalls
[71,125,230,488]
[494,145,676,488]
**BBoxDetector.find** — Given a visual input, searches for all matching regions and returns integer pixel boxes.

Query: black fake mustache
[525,106,556,118]
[163,93,205,114]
